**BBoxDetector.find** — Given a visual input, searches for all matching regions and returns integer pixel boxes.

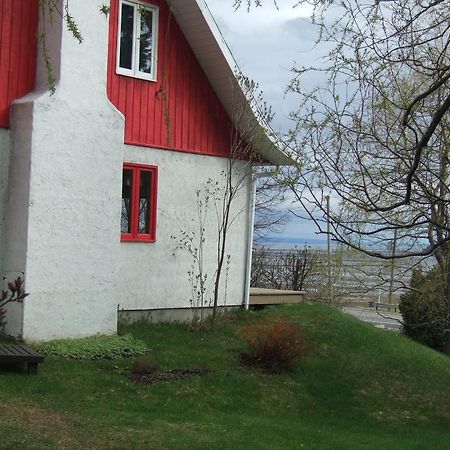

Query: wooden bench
[0,344,44,375]
[368,301,399,313]
[249,288,305,309]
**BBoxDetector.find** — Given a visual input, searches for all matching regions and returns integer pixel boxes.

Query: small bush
[36,334,150,360]
[131,357,159,375]
[1,277,29,331]
[400,267,449,351]
[240,317,308,373]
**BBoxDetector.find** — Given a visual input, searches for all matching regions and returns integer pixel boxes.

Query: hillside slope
[0,303,449,449]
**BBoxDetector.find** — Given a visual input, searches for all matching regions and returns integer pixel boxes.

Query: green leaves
[35,334,150,360]
[64,4,82,44]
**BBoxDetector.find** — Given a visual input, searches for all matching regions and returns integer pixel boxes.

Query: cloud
[205,1,334,242]
[206,1,329,132]
[207,1,314,27]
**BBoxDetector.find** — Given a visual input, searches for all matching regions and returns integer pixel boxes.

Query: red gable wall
[0,0,39,128]
[107,0,234,157]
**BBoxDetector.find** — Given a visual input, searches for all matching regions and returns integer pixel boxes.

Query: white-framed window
[116,0,159,81]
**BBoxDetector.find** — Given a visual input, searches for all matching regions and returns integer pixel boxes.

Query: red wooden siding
[0,0,39,128]
[107,0,234,157]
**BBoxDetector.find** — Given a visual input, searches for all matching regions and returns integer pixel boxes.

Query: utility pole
[326,195,332,302]
[388,229,397,304]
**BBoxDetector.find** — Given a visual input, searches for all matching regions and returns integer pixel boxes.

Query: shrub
[400,267,450,351]
[131,357,159,375]
[240,317,308,373]
[36,334,150,360]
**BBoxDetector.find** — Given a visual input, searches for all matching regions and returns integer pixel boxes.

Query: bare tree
[287,1,450,260]
[235,0,450,342]
[209,74,281,328]
[235,1,450,261]
[173,74,278,329]
[254,170,288,238]
[277,1,450,339]
[251,246,316,292]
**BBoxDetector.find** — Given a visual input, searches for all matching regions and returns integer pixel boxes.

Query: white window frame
[116,0,159,82]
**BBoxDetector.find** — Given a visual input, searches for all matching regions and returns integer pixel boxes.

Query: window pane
[121,169,133,233]
[138,10,153,74]
[119,3,134,70]
[138,171,152,234]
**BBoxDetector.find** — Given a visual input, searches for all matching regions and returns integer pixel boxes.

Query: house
[0,0,291,341]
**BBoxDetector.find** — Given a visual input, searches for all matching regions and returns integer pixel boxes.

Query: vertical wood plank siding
[0,0,39,128]
[107,0,234,157]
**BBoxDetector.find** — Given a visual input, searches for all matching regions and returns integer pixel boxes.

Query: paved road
[343,307,403,332]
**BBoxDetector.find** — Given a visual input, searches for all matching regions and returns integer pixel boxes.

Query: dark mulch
[239,352,295,374]
[127,368,211,385]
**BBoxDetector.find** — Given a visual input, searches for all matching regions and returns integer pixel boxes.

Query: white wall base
[118,305,240,325]
[119,145,252,313]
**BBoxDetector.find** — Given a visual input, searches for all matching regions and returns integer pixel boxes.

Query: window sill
[121,236,156,243]
[116,69,157,83]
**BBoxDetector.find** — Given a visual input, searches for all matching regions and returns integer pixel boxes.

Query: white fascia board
[167,0,297,166]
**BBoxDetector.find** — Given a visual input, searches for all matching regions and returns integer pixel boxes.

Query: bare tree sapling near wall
[173,74,280,329]
[253,169,288,238]
[251,246,316,292]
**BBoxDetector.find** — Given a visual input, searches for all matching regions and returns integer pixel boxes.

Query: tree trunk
[444,257,450,356]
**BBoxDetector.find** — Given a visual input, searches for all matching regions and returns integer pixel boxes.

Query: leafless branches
[254,171,288,237]
[251,246,316,291]
[284,1,450,267]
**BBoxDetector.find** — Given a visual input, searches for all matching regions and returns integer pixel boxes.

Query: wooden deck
[0,344,44,374]
[249,288,305,306]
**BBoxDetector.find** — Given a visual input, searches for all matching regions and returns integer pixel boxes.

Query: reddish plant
[240,317,308,373]
[130,357,159,375]
[0,277,29,330]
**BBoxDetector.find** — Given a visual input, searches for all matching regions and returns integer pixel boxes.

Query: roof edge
[168,0,297,166]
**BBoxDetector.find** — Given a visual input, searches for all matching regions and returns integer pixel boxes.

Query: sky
[205,1,328,244]
[206,1,319,131]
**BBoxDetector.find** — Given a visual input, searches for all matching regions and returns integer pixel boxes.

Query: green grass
[1,304,449,449]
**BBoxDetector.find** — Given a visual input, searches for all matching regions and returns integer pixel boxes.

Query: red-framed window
[121,163,158,242]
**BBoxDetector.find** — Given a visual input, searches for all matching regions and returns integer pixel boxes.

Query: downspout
[243,168,258,310]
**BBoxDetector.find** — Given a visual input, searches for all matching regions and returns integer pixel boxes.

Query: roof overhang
[167,0,297,166]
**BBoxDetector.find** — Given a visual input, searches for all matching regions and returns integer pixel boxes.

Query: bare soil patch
[127,368,211,385]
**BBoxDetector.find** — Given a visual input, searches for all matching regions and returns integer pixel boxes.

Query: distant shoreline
[255,236,331,249]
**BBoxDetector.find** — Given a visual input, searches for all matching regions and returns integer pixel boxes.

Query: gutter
[243,168,272,310]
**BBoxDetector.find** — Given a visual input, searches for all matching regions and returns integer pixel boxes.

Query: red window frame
[121,163,158,242]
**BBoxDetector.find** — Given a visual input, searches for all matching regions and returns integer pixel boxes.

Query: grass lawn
[1,304,449,449]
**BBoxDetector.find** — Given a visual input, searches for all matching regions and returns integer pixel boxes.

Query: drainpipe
[243,168,258,310]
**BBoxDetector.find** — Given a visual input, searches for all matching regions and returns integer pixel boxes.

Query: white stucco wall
[6,0,125,341]
[118,146,252,312]
[3,0,253,340]
[0,129,11,282]
[1,105,34,336]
